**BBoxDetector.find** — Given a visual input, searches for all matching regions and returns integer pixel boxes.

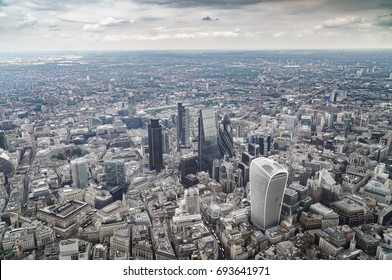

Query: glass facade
[218,114,234,158]
[177,103,190,151]
[105,160,126,187]
[198,109,219,174]
[70,159,88,188]
[250,157,288,231]
[148,119,163,172]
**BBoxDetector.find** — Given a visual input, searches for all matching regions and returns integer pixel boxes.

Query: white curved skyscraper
[250,157,288,231]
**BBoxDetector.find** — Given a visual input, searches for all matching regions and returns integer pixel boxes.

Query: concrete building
[37,200,90,238]
[110,227,130,260]
[376,244,392,260]
[2,228,36,252]
[250,157,288,231]
[59,239,90,260]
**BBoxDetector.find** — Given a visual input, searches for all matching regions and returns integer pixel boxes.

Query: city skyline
[0,0,391,52]
[0,47,392,261]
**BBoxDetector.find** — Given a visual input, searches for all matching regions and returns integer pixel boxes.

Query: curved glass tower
[0,149,14,176]
[218,114,234,158]
[250,157,288,231]
[198,109,219,174]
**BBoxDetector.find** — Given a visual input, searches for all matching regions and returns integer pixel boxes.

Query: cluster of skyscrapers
[2,51,392,260]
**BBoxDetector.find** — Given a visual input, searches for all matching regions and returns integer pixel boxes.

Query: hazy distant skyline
[0,0,391,51]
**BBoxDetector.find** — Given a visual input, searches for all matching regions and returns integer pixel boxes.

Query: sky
[0,0,391,51]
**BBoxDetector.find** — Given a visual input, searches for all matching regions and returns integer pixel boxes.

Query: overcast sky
[0,0,391,51]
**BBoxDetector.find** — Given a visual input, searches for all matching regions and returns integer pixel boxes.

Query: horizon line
[0,47,392,55]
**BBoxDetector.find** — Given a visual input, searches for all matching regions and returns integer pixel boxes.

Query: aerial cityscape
[1,0,392,262]
[0,50,392,260]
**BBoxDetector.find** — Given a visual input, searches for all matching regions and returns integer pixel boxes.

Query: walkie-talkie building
[250,157,288,231]
[218,114,234,158]
[198,109,219,174]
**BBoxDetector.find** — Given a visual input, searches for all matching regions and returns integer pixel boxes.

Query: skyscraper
[0,130,7,151]
[127,93,136,116]
[183,188,200,215]
[148,119,163,172]
[250,157,288,231]
[70,159,88,188]
[249,133,272,156]
[105,160,126,187]
[162,130,170,154]
[198,109,219,174]
[177,103,190,152]
[218,114,234,158]
[179,154,198,183]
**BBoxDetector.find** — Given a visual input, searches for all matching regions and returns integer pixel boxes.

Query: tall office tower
[236,125,242,138]
[218,114,234,158]
[184,188,200,214]
[238,162,250,187]
[70,159,88,188]
[343,117,352,134]
[127,93,136,116]
[105,160,126,187]
[148,119,163,172]
[0,130,7,151]
[162,130,170,154]
[198,109,219,174]
[248,143,260,157]
[177,103,190,152]
[250,157,288,231]
[249,133,272,156]
[179,154,198,182]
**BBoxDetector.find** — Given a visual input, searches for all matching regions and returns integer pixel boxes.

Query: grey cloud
[3,0,101,12]
[130,0,276,9]
[319,0,392,12]
[376,13,392,27]
[130,0,392,12]
[202,16,218,21]
[138,16,161,21]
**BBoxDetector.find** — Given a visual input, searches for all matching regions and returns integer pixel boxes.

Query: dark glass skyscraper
[0,130,7,151]
[249,133,272,156]
[198,109,219,174]
[148,119,163,172]
[177,102,190,152]
[218,114,234,158]
[105,160,126,187]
